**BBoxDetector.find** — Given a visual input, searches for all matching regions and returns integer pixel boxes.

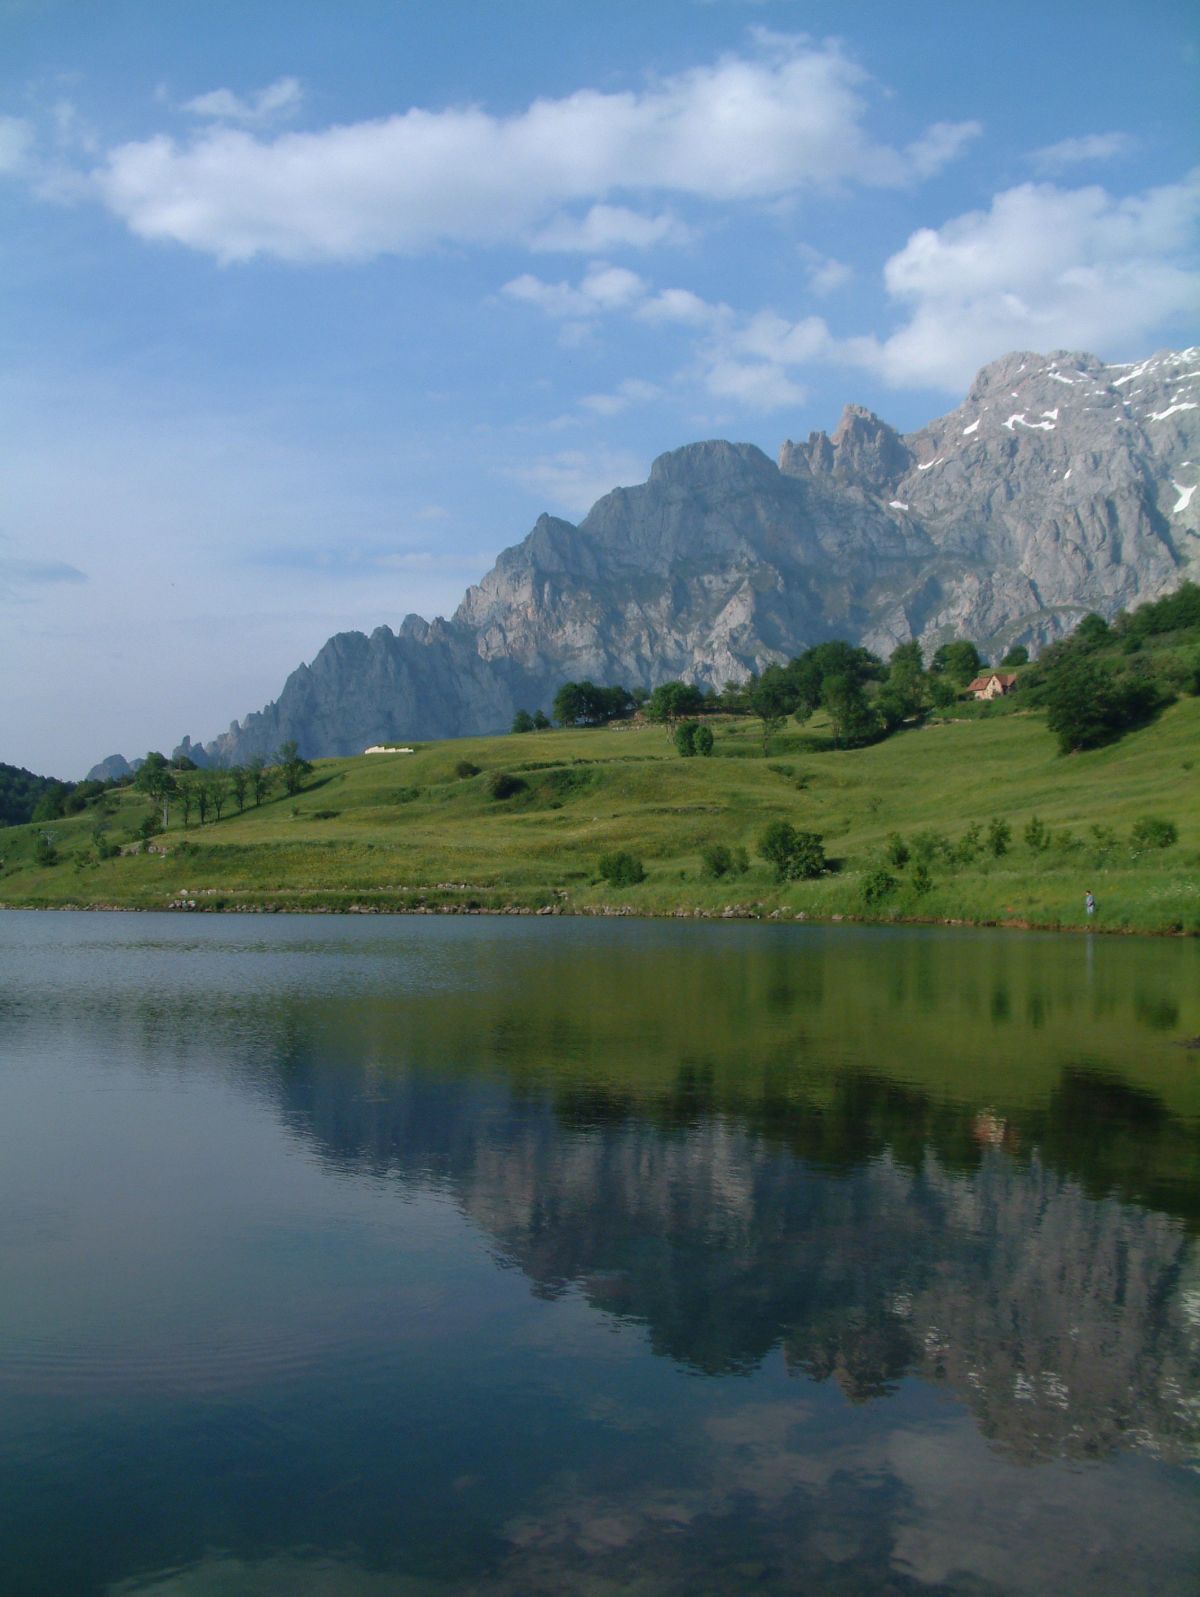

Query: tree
[229,766,249,813]
[552,681,632,727]
[1001,644,1029,667]
[135,751,178,828]
[208,770,229,822]
[748,666,797,754]
[885,641,926,721]
[694,724,714,757]
[987,816,1011,857]
[645,681,704,727]
[247,754,273,807]
[276,740,313,796]
[177,776,196,829]
[757,821,825,881]
[1075,613,1110,647]
[931,641,982,684]
[533,709,551,730]
[511,709,535,734]
[821,675,879,747]
[1043,656,1160,753]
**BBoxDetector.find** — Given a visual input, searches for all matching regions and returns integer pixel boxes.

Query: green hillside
[2,696,1198,933]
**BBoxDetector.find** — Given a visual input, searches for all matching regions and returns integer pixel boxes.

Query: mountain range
[93,344,1199,773]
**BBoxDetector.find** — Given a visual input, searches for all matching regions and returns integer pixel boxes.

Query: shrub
[954,823,982,865]
[694,724,714,757]
[758,821,826,881]
[510,710,535,734]
[862,867,896,905]
[674,721,699,757]
[884,832,909,868]
[455,760,481,778]
[1024,815,1050,853]
[598,850,646,886]
[987,816,1011,857]
[33,833,58,867]
[1089,824,1119,862]
[486,771,526,800]
[911,828,952,866]
[912,862,933,895]
[701,843,733,878]
[1130,816,1178,850]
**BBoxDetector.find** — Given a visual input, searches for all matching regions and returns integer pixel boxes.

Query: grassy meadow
[2,694,1198,933]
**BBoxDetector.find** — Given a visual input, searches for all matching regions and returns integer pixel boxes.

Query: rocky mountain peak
[139,344,1198,767]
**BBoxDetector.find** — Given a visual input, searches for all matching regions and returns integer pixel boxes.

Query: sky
[1,0,1197,777]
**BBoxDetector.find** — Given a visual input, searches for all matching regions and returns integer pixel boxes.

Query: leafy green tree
[533,709,551,729]
[135,752,178,828]
[552,681,633,727]
[1001,644,1029,667]
[931,641,982,684]
[229,766,249,813]
[511,709,535,734]
[276,740,313,796]
[1075,612,1110,647]
[693,724,714,757]
[177,777,196,828]
[821,675,879,747]
[929,675,958,711]
[912,862,933,895]
[954,823,982,864]
[748,666,797,754]
[247,754,273,807]
[1043,656,1158,753]
[645,680,704,727]
[208,770,229,822]
[757,821,825,881]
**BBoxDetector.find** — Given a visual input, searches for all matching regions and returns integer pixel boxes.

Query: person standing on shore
[1085,890,1095,919]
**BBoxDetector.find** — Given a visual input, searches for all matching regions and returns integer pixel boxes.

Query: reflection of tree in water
[271,1050,1200,1468]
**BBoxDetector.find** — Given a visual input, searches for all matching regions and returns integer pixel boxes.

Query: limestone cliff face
[186,345,1198,762]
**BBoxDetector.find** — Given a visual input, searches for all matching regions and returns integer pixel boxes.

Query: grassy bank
[2,698,1198,933]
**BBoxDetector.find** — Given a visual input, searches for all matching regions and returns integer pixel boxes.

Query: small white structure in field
[364,745,414,754]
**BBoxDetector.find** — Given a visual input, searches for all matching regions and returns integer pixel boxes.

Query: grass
[2,697,1198,933]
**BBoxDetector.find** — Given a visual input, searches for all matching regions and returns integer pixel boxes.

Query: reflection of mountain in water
[270,1050,1200,1468]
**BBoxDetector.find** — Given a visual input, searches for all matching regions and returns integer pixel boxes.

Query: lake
[1,911,1197,1596]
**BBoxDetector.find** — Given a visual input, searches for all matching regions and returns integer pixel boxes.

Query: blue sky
[2,0,1197,776]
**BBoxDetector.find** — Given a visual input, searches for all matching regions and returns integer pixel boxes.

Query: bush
[912,862,933,895]
[455,760,481,778]
[1024,816,1050,852]
[598,850,646,886]
[954,823,982,865]
[1130,816,1178,850]
[33,833,58,867]
[694,724,714,757]
[862,867,896,905]
[884,832,909,868]
[911,828,952,866]
[701,843,733,878]
[758,821,825,881]
[486,771,526,800]
[674,721,699,757]
[987,816,1011,857]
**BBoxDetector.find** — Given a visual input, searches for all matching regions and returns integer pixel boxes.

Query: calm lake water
[1,911,1198,1597]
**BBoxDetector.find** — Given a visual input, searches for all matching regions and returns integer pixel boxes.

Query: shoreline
[0,898,1191,937]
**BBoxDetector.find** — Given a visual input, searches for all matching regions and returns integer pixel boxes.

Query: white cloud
[636,287,728,326]
[1031,131,1135,173]
[183,78,303,126]
[0,115,34,174]
[502,262,648,318]
[703,358,808,410]
[92,37,977,262]
[531,203,692,252]
[505,448,647,517]
[861,171,1200,388]
[579,378,661,417]
[798,243,852,295]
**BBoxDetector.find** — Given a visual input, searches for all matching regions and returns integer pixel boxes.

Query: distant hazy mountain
[168,345,1199,765]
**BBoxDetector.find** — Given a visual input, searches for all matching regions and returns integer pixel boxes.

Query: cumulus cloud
[579,378,661,417]
[92,36,978,262]
[502,263,648,318]
[183,78,303,125]
[1030,131,1135,173]
[861,171,1200,388]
